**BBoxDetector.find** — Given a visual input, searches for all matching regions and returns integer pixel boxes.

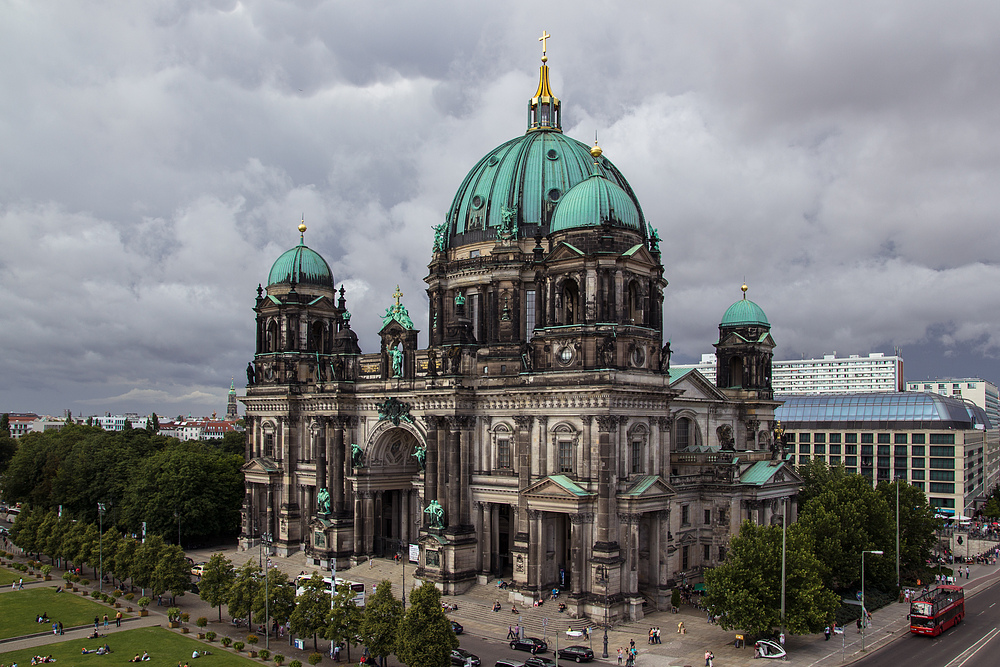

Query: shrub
[273,655,285,665]
[308,653,323,665]
[220,637,232,648]
[167,607,181,623]
[181,612,190,623]
[258,649,271,661]
[205,631,217,642]
[81,579,90,586]
[289,661,301,667]
[82,590,91,596]
[63,572,73,582]
[137,596,151,609]
[41,564,53,576]
[233,641,245,652]
[125,592,135,602]
[196,617,208,628]
[113,589,123,598]
[246,634,259,646]
[70,574,80,583]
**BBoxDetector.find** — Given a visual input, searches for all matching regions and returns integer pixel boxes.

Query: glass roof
[775,392,992,429]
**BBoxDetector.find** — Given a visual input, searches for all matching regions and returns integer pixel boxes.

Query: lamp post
[595,565,610,659]
[861,550,883,651]
[262,532,272,650]
[896,478,901,590]
[97,502,106,593]
[780,497,787,638]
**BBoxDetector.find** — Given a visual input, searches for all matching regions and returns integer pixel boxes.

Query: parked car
[451,649,480,666]
[509,637,548,654]
[556,646,595,663]
[524,657,557,667]
[451,620,464,635]
[190,563,206,577]
[494,661,524,667]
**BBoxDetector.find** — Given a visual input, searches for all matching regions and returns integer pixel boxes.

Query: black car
[509,637,548,654]
[524,657,557,667]
[557,646,595,663]
[451,620,464,635]
[451,648,480,666]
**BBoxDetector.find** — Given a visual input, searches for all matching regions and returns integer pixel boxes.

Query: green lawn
[0,626,263,667]
[0,565,23,586]
[0,587,132,640]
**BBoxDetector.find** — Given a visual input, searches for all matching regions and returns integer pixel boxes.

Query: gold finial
[539,30,551,59]
[298,214,307,235]
[741,283,748,298]
[393,284,403,306]
[590,137,602,159]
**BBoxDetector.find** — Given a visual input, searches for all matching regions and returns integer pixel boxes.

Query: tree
[395,582,457,667]
[876,479,939,584]
[228,561,262,624]
[253,567,296,638]
[705,520,838,637]
[322,581,363,662]
[10,506,43,557]
[360,580,404,667]
[984,497,1000,520]
[200,553,236,621]
[147,413,160,433]
[109,533,134,587]
[0,413,9,435]
[153,543,192,603]
[291,575,332,651]
[0,423,15,476]
[123,419,133,431]
[132,535,165,594]
[219,431,246,457]
[65,411,73,425]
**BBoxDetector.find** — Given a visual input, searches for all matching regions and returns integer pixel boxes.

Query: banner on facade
[409,543,419,563]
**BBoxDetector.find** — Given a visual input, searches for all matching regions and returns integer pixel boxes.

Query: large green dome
[721,293,770,328]
[268,237,334,289]
[550,169,643,233]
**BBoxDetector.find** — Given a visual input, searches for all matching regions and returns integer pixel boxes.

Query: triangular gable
[677,532,699,545]
[621,475,675,498]
[620,244,657,265]
[267,295,283,305]
[669,368,729,401]
[243,456,280,474]
[739,460,802,487]
[524,475,596,499]
[547,242,586,262]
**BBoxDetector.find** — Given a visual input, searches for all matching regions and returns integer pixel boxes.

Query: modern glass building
[775,392,999,518]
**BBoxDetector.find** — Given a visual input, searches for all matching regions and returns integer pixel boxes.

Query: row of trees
[0,422,244,544]
[10,507,192,600]
[705,461,940,636]
[197,554,458,667]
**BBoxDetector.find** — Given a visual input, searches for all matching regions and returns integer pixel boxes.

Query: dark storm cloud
[2,0,999,416]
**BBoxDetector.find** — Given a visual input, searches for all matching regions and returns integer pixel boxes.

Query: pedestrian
[856,617,862,633]
[333,645,340,662]
[824,625,831,641]
[116,611,122,627]
[617,647,624,665]
[678,620,686,634]
[708,650,715,667]
[705,650,712,667]
[104,614,109,629]
[58,621,64,635]
[94,616,100,629]
[508,625,515,639]
[966,566,970,579]
[779,632,785,647]
[18,577,24,589]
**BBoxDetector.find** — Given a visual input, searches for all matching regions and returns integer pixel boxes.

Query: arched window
[553,423,577,474]
[629,424,648,474]
[676,417,691,451]
[494,425,512,470]
[266,321,278,353]
[562,280,579,325]
[627,281,641,325]
[309,321,324,352]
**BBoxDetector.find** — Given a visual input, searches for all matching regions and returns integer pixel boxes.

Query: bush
[196,617,208,628]
[258,649,271,661]
[289,661,301,667]
[308,653,323,665]
[247,634,259,646]
[205,631,217,642]
[41,564,53,576]
[81,579,90,586]
[181,612,190,623]
[167,607,181,623]
[113,589,123,598]
[82,590,91,596]
[233,641,245,652]
[70,574,80,583]
[62,572,73,582]
[273,655,285,665]
[221,637,232,647]
[125,592,135,602]
[137,596,151,609]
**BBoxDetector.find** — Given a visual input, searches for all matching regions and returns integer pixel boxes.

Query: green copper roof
[739,460,785,486]
[267,238,334,289]
[721,297,769,327]
[445,130,645,246]
[550,172,643,233]
[547,474,592,497]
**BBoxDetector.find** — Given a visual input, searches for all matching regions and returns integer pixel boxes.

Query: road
[457,632,600,667]
[854,576,1000,667]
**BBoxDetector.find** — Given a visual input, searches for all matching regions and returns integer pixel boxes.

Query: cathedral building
[241,43,800,622]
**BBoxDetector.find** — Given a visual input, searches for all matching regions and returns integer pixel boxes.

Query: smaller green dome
[268,238,334,289]
[721,295,769,327]
[550,172,643,233]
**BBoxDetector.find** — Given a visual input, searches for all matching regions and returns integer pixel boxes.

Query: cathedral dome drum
[721,285,770,328]
[267,224,335,292]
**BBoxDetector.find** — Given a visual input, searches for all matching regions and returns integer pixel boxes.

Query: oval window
[559,347,573,364]
[472,195,485,209]
[548,188,561,202]
[546,148,559,160]
[488,155,499,167]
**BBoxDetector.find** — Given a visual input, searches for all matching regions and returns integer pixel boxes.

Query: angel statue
[351,442,364,468]
[424,499,445,528]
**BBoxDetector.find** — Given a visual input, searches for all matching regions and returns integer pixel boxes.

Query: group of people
[617,645,639,665]
[646,627,662,643]
[127,652,150,662]
[29,657,55,665]
[80,644,111,655]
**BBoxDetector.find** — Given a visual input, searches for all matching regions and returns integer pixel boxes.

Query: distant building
[775,392,998,518]
[675,351,904,395]
[5,413,39,438]
[175,419,242,441]
[905,378,1000,430]
[226,379,239,420]
[95,413,148,431]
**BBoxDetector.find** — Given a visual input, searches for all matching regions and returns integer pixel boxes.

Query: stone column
[422,416,439,519]
[458,417,474,526]
[583,416,593,479]
[438,419,450,521]
[595,416,619,547]
[569,513,589,596]
[483,502,493,574]
[473,502,484,571]
[400,490,410,545]
[314,421,326,497]
[445,419,461,528]
[658,510,670,588]
[528,509,543,590]
[514,416,534,535]
[363,491,376,554]
[331,418,345,514]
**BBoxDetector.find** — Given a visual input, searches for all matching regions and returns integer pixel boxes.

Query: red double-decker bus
[909,585,964,636]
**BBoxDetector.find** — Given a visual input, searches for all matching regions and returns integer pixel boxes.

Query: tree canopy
[360,580,404,666]
[395,581,457,667]
[200,553,236,621]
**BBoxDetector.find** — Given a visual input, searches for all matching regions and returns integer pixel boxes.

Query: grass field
[0,626,262,667]
[0,565,23,586]
[0,587,132,640]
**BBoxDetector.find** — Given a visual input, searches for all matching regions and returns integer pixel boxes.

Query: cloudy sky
[2,0,999,418]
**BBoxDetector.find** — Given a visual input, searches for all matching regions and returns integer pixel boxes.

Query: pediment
[243,456,280,475]
[547,242,587,262]
[523,475,596,500]
[620,244,657,266]
[621,475,675,500]
[669,369,728,401]
[739,460,803,487]
[677,531,699,545]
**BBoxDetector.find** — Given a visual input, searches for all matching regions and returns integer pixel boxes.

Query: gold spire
[393,284,403,306]
[528,30,561,132]
[298,214,307,237]
[741,282,749,299]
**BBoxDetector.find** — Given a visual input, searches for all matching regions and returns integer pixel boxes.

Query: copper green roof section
[623,475,659,496]
[547,474,593,497]
[267,238,334,289]
[721,297,769,327]
[550,172,643,233]
[739,460,786,486]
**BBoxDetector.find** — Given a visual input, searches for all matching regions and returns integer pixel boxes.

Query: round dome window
[547,188,561,202]
[558,347,574,365]
[472,195,485,209]
[488,155,499,167]
[546,148,559,160]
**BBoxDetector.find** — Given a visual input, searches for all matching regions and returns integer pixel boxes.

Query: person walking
[103,614,109,629]
[507,625,516,640]
[116,611,122,627]
[94,616,100,629]
[705,650,712,666]
[617,647,624,665]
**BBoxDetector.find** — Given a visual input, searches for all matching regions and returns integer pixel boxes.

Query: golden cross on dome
[539,30,551,56]
[393,285,403,306]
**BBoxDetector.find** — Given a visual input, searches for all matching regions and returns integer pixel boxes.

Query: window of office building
[799,455,810,464]
[877,445,890,456]
[930,482,955,494]
[912,457,925,468]
[930,445,955,457]
[912,434,925,445]
[846,456,858,467]
[814,433,826,444]
[829,455,841,465]
[930,434,956,445]
[894,445,907,455]
[929,470,955,481]
[862,444,874,455]
[894,457,907,470]
[814,443,825,454]
[846,444,857,455]
[785,432,795,443]
[895,433,908,444]
[877,468,890,481]
[912,445,925,455]
[799,443,810,453]
[930,458,954,469]
[862,433,874,444]
[830,433,842,444]
[912,469,925,480]
[912,481,924,491]
[846,433,858,444]
[878,433,891,444]
[800,433,811,443]
[830,444,841,455]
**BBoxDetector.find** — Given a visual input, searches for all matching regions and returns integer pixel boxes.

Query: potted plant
[220,637,232,648]
[125,592,135,611]
[62,572,74,590]
[308,653,323,665]
[41,564,53,580]
[233,641,245,653]
[246,634,258,657]
[167,607,181,628]
[112,589,123,607]
[289,661,302,667]
[137,597,151,617]
[196,617,208,639]
[258,649,271,661]
[274,654,285,665]
[205,631,217,642]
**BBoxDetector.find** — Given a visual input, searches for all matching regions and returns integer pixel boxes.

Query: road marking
[943,627,1000,667]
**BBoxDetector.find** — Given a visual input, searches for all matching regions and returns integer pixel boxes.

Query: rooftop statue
[424,499,444,528]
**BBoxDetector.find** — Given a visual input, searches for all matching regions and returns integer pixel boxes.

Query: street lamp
[780,497,787,639]
[595,564,610,659]
[261,532,272,650]
[861,550,883,651]
[97,503,106,593]
[895,478,901,590]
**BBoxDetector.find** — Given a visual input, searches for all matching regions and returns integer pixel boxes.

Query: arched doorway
[355,425,424,558]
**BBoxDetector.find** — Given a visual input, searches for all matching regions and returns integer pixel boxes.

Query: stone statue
[424,499,444,528]
[647,222,661,253]
[351,442,364,468]
[391,344,404,377]
[432,222,448,252]
[412,444,427,471]
[317,487,331,515]
[660,340,672,373]
[246,362,256,385]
